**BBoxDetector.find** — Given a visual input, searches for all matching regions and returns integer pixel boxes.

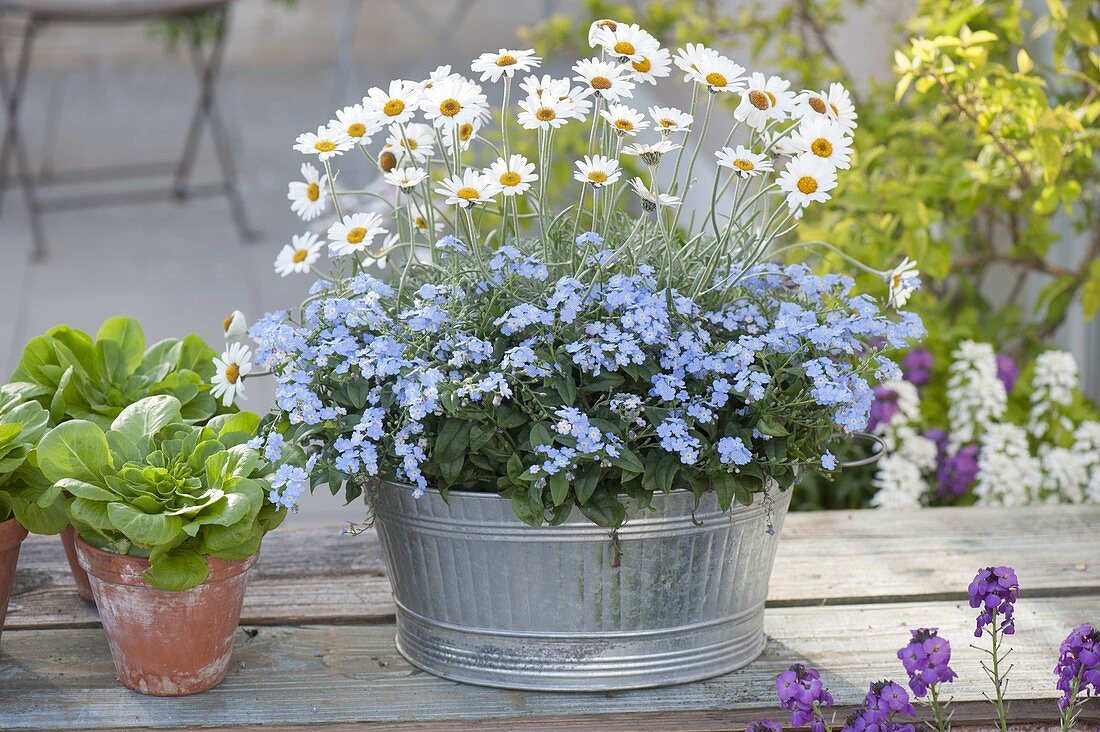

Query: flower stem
[928,684,949,732]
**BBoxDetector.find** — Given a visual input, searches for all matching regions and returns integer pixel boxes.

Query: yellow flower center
[406,138,419,150]
[346,227,368,244]
[615,119,634,132]
[415,215,427,229]
[499,171,522,187]
[347,123,366,138]
[811,137,833,157]
[379,151,397,172]
[292,248,309,263]
[705,72,727,88]
[496,54,518,66]
[222,315,234,332]
[536,107,556,121]
[456,187,481,200]
[632,57,652,73]
[459,123,474,141]
[892,273,903,289]
[590,76,612,90]
[660,118,677,128]
[314,140,336,152]
[830,102,839,116]
[587,171,609,183]
[809,97,827,114]
[767,91,777,105]
[734,158,754,171]
[614,41,635,55]
[306,182,320,201]
[796,176,818,194]
[439,98,462,117]
[225,363,240,384]
[596,19,617,31]
[383,98,405,116]
[748,90,771,110]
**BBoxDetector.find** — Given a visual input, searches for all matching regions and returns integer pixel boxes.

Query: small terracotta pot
[0,518,29,646]
[75,535,258,696]
[60,526,95,603]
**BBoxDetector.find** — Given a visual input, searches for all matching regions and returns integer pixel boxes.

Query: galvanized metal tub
[372,482,792,691]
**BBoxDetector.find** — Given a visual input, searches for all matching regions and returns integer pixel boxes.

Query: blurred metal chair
[0,0,254,260]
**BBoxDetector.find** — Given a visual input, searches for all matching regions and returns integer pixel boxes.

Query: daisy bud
[222,310,248,341]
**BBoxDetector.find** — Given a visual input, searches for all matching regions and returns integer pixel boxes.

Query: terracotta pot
[0,518,28,646]
[59,526,95,603]
[75,535,257,696]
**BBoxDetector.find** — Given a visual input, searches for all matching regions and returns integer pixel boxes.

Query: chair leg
[177,4,256,242]
[0,20,47,259]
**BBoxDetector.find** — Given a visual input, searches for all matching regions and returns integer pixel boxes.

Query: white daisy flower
[761,128,801,157]
[383,123,435,165]
[734,73,795,130]
[330,103,379,145]
[573,155,622,188]
[561,85,595,120]
[591,22,655,63]
[293,126,353,161]
[587,18,621,48]
[715,145,773,177]
[369,232,398,270]
[437,169,501,208]
[222,310,247,341]
[420,75,488,131]
[362,79,421,126]
[622,139,680,165]
[274,232,324,277]
[648,106,693,134]
[287,163,328,221]
[887,257,920,309]
[442,118,482,151]
[517,94,575,130]
[627,45,672,85]
[471,48,541,83]
[600,103,648,136]
[486,154,537,197]
[417,65,460,94]
[573,58,635,102]
[409,201,443,236]
[776,153,838,210]
[328,212,388,257]
[383,166,428,190]
[789,117,853,170]
[824,82,858,132]
[519,74,571,100]
[211,342,253,408]
[674,44,745,93]
[629,178,680,211]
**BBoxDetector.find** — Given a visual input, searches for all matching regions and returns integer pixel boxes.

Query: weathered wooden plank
[7,504,1099,630]
[1,596,1095,730]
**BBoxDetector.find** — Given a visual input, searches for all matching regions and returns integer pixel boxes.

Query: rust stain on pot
[75,536,258,696]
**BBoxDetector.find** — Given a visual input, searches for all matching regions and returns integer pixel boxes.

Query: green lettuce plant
[35,395,284,590]
[0,385,61,531]
[10,316,229,430]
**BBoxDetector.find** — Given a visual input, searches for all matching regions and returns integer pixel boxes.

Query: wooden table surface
[1,504,1097,730]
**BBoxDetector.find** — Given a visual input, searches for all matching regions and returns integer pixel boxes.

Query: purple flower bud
[995,353,1019,393]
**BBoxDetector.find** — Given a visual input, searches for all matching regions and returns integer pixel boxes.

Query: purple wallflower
[776,664,833,731]
[842,680,916,732]
[995,353,1019,393]
[745,720,783,732]
[901,348,933,386]
[968,566,1020,637]
[867,385,900,432]
[1054,623,1100,711]
[935,443,980,497]
[897,628,958,697]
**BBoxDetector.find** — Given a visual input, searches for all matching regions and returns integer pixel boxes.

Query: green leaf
[106,503,183,546]
[145,547,208,591]
[37,420,110,484]
[434,419,469,464]
[110,395,183,444]
[573,464,601,504]
[96,317,146,375]
[54,478,118,502]
[69,497,114,533]
[549,472,569,505]
[609,446,644,474]
[577,491,626,528]
[528,422,553,449]
[213,411,261,440]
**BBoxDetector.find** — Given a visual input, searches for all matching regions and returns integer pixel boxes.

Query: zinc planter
[59,526,94,603]
[373,482,792,691]
[0,518,28,645]
[75,536,257,696]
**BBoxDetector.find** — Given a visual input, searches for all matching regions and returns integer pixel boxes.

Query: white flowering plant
[867,343,1100,509]
[226,21,926,528]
